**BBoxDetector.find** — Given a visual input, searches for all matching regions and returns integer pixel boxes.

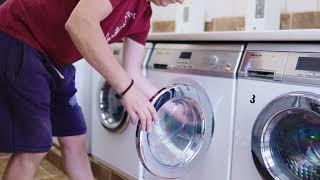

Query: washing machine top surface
[148,43,244,78]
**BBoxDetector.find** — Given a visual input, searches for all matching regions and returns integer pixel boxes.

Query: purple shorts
[0,31,87,153]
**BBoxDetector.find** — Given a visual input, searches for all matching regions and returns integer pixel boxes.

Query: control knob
[209,56,219,68]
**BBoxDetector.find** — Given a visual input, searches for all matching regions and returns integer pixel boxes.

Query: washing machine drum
[136,82,214,179]
[99,82,129,133]
[252,92,320,180]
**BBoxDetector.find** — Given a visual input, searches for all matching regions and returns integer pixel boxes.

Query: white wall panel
[151,4,178,21]
[285,0,318,12]
[150,0,319,23]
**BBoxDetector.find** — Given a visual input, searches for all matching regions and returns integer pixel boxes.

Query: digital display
[296,57,320,72]
[180,52,192,59]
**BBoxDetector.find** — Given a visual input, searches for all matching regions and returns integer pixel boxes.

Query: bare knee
[58,134,88,156]
[11,152,47,167]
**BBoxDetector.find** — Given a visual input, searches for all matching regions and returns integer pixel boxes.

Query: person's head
[149,0,184,7]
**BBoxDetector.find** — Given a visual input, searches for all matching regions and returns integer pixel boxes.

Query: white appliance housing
[140,43,244,180]
[231,43,320,180]
[245,0,281,31]
[74,60,94,153]
[91,43,154,179]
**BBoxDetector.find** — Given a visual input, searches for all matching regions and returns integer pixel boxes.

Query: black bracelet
[115,79,134,99]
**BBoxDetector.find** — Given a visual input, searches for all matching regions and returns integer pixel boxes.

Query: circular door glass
[149,96,203,167]
[252,92,320,180]
[136,81,214,179]
[274,109,320,179]
[99,82,128,133]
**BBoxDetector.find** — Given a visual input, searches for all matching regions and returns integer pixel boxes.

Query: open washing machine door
[99,82,129,133]
[252,92,320,180]
[136,81,214,179]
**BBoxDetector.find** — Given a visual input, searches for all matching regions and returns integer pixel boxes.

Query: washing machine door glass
[99,82,128,133]
[252,92,320,180]
[136,82,214,179]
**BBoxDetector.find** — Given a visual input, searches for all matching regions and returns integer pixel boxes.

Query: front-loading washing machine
[74,59,94,153]
[91,42,154,179]
[231,43,320,180]
[138,43,244,179]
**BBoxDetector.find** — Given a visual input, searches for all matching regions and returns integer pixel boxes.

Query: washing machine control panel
[283,53,320,84]
[239,51,287,80]
[239,43,320,85]
[148,43,244,77]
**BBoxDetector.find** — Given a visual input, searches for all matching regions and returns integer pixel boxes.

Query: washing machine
[91,42,154,179]
[231,43,320,180]
[137,43,244,179]
[74,59,94,153]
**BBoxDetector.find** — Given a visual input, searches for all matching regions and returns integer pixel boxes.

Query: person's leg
[0,31,53,180]
[2,152,47,180]
[50,64,93,180]
[58,135,94,180]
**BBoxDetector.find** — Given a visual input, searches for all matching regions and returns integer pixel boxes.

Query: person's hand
[150,0,184,7]
[120,84,160,132]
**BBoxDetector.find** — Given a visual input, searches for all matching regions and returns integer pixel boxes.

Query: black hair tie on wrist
[115,79,134,99]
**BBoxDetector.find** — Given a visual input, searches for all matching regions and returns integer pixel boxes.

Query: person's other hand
[120,85,160,132]
[150,0,184,7]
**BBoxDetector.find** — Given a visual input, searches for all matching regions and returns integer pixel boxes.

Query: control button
[224,64,232,72]
[209,56,219,67]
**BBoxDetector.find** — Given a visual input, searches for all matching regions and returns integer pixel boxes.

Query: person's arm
[122,37,159,99]
[65,0,159,131]
[123,38,193,124]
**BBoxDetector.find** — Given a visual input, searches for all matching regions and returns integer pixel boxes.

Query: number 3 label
[250,95,256,104]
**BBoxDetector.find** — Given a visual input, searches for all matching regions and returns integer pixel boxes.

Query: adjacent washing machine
[231,43,320,180]
[138,43,244,179]
[74,59,94,153]
[91,42,154,179]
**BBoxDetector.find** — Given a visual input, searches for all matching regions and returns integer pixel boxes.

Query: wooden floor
[0,155,69,180]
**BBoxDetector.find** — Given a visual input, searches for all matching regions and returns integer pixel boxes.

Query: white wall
[285,0,319,12]
[151,0,320,21]
[151,4,178,21]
